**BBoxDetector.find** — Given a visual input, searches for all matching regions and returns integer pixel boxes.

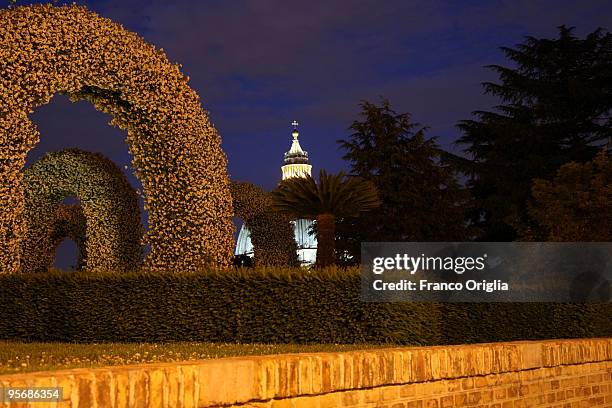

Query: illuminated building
[235,121,318,265]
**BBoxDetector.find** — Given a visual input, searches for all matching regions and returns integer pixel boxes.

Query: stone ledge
[0,338,609,407]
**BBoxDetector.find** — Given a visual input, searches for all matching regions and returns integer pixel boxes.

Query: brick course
[0,338,610,407]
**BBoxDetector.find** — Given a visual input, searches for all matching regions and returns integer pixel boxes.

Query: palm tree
[271,169,380,267]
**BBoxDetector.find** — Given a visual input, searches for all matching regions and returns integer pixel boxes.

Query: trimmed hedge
[0,268,609,344]
[439,303,612,344]
[0,4,234,273]
[21,149,143,272]
[50,204,87,271]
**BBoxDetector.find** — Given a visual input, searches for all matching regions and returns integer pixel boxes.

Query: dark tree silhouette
[457,26,612,240]
[337,99,472,263]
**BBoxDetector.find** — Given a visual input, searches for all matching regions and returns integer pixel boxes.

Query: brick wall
[0,338,610,407]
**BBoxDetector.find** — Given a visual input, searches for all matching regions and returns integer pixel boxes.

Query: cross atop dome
[282,119,312,178]
[291,120,300,140]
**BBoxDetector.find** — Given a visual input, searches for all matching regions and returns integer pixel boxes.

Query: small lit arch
[21,149,143,272]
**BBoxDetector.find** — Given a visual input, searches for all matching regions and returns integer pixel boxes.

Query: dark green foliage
[0,268,609,344]
[439,303,612,344]
[524,149,612,241]
[338,99,472,263]
[233,254,254,268]
[457,26,612,240]
[271,170,380,267]
[230,181,298,266]
[0,268,439,344]
[271,169,380,219]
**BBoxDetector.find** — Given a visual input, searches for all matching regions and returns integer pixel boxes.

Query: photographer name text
[372,279,509,293]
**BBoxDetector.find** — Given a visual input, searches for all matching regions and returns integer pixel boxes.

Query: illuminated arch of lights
[0,4,234,272]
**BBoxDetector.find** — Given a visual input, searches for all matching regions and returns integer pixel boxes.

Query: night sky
[19,0,612,268]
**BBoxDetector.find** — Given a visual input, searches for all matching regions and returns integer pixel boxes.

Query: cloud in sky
[90,0,612,167]
[33,0,612,184]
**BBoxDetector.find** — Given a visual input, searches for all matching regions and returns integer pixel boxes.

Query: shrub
[20,149,143,272]
[230,182,298,266]
[0,267,608,344]
[0,267,439,344]
[0,4,234,273]
[439,303,612,344]
[50,204,87,271]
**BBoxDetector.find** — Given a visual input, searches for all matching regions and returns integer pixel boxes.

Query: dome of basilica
[235,121,317,265]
